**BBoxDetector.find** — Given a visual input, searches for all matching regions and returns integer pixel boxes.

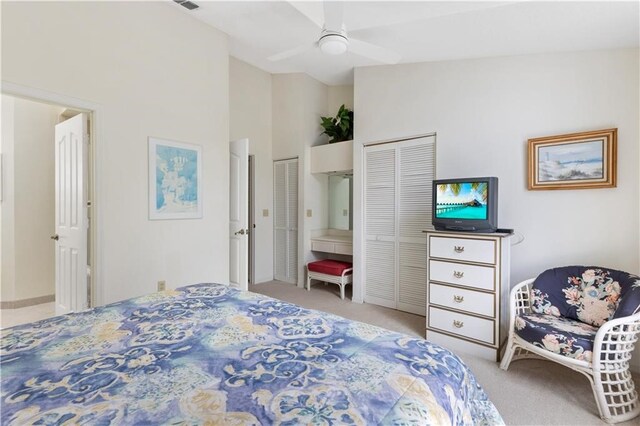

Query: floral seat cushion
[530,266,640,327]
[515,313,597,362]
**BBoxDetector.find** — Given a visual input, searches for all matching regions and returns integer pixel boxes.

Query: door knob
[234,229,246,235]
[50,234,60,241]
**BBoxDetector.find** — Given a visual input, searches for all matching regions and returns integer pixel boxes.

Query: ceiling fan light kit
[267,1,401,64]
[319,31,349,55]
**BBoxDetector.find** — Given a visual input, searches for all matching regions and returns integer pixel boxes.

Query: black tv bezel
[432,177,498,233]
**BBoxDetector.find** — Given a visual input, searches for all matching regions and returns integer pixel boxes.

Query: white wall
[229,58,273,283]
[2,2,230,304]
[1,96,15,302]
[327,85,354,115]
[328,175,350,230]
[353,49,639,302]
[1,95,63,302]
[272,73,330,286]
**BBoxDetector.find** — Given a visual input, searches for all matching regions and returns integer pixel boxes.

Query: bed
[1,283,503,425]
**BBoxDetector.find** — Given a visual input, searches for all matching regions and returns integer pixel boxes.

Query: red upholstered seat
[308,260,353,276]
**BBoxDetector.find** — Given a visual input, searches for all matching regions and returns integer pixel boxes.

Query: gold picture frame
[527,128,617,190]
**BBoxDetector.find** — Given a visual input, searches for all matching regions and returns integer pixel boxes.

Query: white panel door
[54,113,88,315]
[229,138,249,291]
[363,136,436,314]
[273,159,298,283]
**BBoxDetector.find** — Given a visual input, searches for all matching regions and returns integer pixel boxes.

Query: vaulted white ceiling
[177,1,640,85]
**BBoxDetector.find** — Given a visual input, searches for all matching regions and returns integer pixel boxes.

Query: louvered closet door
[397,139,435,315]
[364,146,396,308]
[286,161,298,282]
[364,136,436,315]
[274,159,298,284]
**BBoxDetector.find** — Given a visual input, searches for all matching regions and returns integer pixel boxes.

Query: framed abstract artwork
[527,128,617,190]
[149,137,202,219]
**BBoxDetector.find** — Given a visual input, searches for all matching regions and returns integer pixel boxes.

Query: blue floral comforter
[1,284,503,425]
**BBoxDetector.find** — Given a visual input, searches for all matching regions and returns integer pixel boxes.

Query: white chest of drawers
[425,230,511,361]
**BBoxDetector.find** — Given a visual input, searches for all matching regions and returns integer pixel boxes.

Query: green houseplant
[320,104,353,143]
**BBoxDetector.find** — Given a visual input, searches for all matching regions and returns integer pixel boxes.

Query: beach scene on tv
[436,182,488,219]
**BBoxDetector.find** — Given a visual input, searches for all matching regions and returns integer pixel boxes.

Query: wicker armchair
[500,267,640,424]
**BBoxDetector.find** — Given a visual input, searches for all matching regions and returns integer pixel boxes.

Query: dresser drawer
[428,306,494,345]
[429,236,495,264]
[429,260,495,291]
[334,243,353,255]
[311,241,334,253]
[429,283,494,317]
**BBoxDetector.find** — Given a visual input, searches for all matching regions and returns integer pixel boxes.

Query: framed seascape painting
[149,137,202,219]
[528,128,617,190]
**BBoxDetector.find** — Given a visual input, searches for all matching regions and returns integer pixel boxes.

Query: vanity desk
[308,229,353,299]
[310,232,353,255]
[306,171,354,298]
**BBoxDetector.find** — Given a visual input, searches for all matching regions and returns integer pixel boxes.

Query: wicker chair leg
[590,369,640,424]
[500,337,516,371]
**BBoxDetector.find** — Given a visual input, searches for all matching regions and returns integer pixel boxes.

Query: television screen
[435,181,488,220]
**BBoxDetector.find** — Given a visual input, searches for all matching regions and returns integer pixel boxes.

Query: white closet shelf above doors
[310,140,353,174]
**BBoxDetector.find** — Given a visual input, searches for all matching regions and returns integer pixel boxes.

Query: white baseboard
[253,276,275,285]
[0,294,55,309]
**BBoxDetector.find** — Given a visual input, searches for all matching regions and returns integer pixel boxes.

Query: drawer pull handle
[453,320,464,328]
[454,246,465,253]
[453,271,464,279]
[453,295,464,303]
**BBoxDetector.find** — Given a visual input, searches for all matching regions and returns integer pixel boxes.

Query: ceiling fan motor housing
[319,30,349,55]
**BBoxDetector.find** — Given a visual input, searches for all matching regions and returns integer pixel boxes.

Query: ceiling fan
[268,1,401,64]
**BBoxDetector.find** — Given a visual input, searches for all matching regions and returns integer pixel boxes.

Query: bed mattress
[1,283,503,425]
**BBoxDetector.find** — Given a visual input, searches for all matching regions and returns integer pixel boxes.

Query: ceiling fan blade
[288,1,324,29]
[323,1,344,30]
[348,38,401,64]
[267,42,317,62]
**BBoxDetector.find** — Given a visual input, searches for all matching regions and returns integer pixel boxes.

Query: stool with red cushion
[306,259,353,300]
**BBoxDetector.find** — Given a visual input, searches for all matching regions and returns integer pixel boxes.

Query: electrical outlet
[157,280,166,291]
[343,209,348,216]
[306,209,312,218]
[262,209,269,217]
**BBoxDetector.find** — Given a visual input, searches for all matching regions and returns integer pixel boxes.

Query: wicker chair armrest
[510,278,535,317]
[504,278,535,339]
[592,311,640,372]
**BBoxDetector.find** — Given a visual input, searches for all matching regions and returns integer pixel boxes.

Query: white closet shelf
[310,140,353,174]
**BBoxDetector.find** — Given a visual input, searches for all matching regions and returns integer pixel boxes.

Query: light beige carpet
[251,280,640,426]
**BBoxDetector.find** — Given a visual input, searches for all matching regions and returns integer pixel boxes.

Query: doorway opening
[0,90,97,328]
